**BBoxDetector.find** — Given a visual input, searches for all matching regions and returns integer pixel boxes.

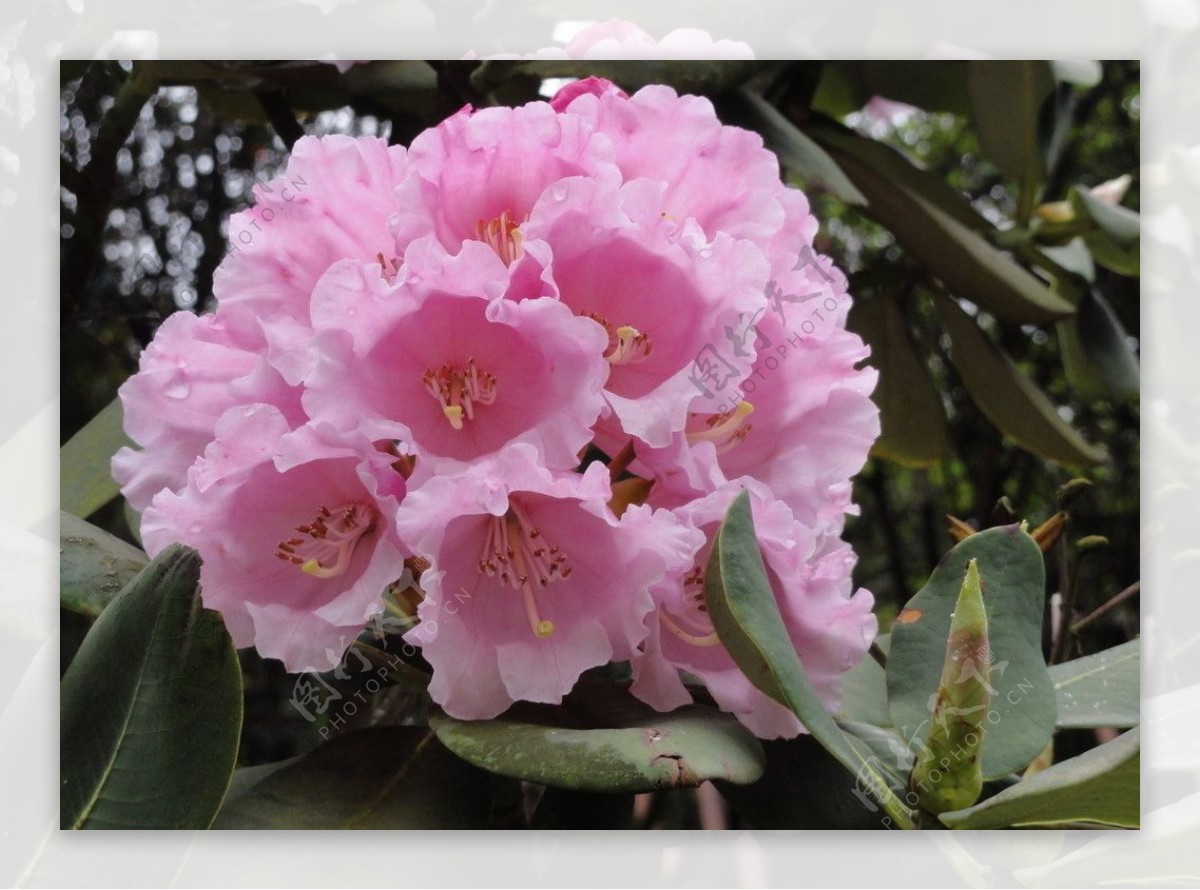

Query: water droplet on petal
[550,182,569,201]
[164,382,190,399]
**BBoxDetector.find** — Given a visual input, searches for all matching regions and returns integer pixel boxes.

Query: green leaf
[839,720,913,777]
[836,635,891,726]
[932,292,1106,466]
[1038,238,1095,282]
[1058,287,1140,402]
[1071,185,1140,245]
[60,544,242,829]
[1050,639,1139,729]
[940,727,1139,828]
[887,526,1057,778]
[848,293,949,465]
[59,511,148,618]
[811,62,972,117]
[968,61,1056,185]
[806,118,1076,325]
[848,61,973,115]
[1070,185,1140,275]
[429,685,764,794]
[213,728,491,828]
[721,90,866,205]
[807,116,988,232]
[219,758,300,809]
[703,491,916,829]
[60,397,132,519]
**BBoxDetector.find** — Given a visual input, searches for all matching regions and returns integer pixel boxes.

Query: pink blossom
[637,312,880,536]
[114,78,882,731]
[631,480,877,738]
[302,243,609,477]
[214,134,408,383]
[394,444,697,719]
[140,407,407,672]
[390,101,618,273]
[112,310,303,512]
[552,82,793,244]
[517,175,769,449]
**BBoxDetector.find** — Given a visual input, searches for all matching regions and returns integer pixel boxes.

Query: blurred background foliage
[60,60,1139,794]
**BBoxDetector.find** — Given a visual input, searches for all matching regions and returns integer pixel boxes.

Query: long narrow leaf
[704,491,916,829]
[933,292,1106,466]
[61,397,130,519]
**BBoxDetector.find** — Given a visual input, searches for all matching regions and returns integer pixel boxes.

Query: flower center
[478,502,571,639]
[423,358,498,430]
[685,401,754,455]
[475,210,524,266]
[276,502,375,579]
[659,558,722,647]
[586,312,653,365]
[375,251,401,284]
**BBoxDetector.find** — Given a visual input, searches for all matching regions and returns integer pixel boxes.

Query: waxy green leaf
[933,292,1106,466]
[214,728,491,829]
[61,545,242,829]
[60,397,131,519]
[887,526,1057,778]
[704,491,916,828]
[430,684,765,794]
[941,727,1139,828]
[59,511,147,618]
[1050,639,1139,729]
[848,293,949,464]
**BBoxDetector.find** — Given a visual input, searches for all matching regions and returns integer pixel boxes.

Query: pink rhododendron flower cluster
[115,77,879,737]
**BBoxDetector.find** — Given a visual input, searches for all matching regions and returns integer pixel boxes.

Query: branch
[256,90,305,150]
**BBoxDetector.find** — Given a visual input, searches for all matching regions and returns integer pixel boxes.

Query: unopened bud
[910,559,990,815]
[1057,477,1092,508]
